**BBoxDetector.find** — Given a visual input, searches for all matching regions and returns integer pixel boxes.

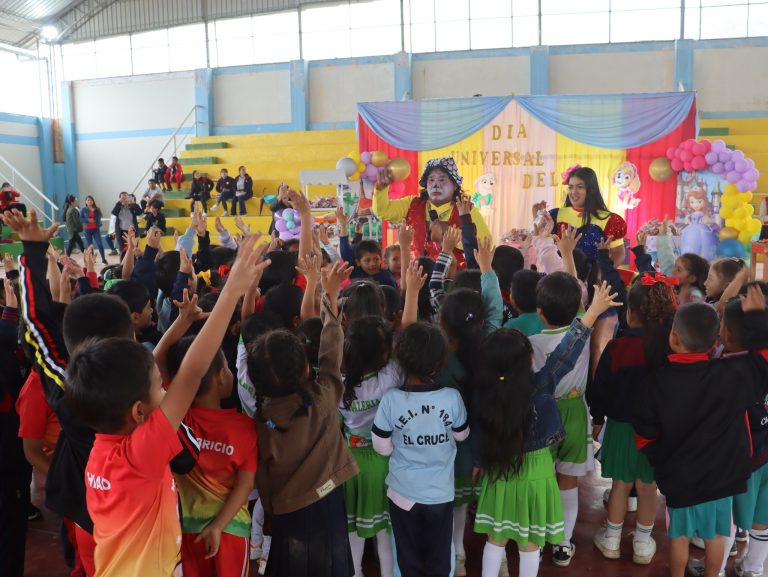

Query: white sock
[634,522,653,543]
[559,487,579,545]
[349,532,366,577]
[721,530,736,573]
[519,549,540,577]
[453,503,468,558]
[482,542,505,577]
[375,530,394,577]
[605,520,623,539]
[251,499,264,546]
[744,528,768,573]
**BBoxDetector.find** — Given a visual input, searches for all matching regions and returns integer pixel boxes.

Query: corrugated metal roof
[0,0,80,22]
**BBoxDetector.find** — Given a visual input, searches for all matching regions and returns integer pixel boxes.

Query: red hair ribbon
[561,164,582,185]
[217,264,231,279]
[640,273,679,287]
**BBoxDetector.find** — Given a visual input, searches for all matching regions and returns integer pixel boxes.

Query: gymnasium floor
[24,463,743,577]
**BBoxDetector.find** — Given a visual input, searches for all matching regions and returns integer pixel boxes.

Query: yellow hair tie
[199,270,212,286]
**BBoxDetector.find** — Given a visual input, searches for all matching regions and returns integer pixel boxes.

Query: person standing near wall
[63,195,85,255]
[80,195,108,265]
[111,191,143,253]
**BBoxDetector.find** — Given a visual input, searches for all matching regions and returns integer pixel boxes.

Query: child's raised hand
[195,524,222,559]
[146,227,162,249]
[405,261,427,292]
[173,228,180,246]
[317,223,331,245]
[456,196,472,216]
[636,227,648,247]
[596,235,614,252]
[335,207,348,234]
[2,209,59,243]
[173,288,208,324]
[296,253,322,286]
[3,252,16,271]
[534,211,554,238]
[4,278,17,308]
[581,281,622,328]
[83,246,96,273]
[286,188,310,215]
[179,247,193,275]
[214,216,226,233]
[555,225,581,254]
[531,201,547,220]
[659,215,669,236]
[59,255,83,278]
[441,226,461,255]
[398,223,415,251]
[320,260,353,298]
[474,236,495,273]
[266,230,282,253]
[224,234,271,297]
[741,284,766,312]
[375,168,394,191]
[195,213,208,237]
[234,215,250,234]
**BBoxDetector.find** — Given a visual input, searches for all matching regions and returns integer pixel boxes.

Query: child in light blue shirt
[372,321,468,577]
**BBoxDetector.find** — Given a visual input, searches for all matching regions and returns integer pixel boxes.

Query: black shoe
[27,505,42,521]
[552,542,575,567]
[736,528,748,542]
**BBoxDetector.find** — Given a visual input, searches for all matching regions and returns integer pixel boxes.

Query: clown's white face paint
[426,169,456,206]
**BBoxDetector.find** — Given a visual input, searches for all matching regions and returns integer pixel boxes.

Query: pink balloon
[360,151,372,164]
[692,143,705,156]
[737,180,752,192]
[712,162,724,174]
[684,161,694,172]
[691,156,707,170]
[389,181,406,198]
[671,158,684,172]
[727,170,740,183]
[701,140,712,153]
[680,150,693,162]
[666,146,677,160]
[711,139,726,153]
[705,151,718,165]
[683,139,696,150]
[364,164,380,181]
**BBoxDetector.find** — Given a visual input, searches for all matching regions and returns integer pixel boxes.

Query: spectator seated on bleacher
[0,182,26,217]
[144,200,167,234]
[141,179,165,211]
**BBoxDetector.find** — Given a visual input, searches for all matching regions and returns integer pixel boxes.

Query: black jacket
[216,176,236,195]
[633,310,768,508]
[190,176,214,201]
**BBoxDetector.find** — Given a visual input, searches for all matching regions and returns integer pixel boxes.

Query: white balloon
[336,157,358,178]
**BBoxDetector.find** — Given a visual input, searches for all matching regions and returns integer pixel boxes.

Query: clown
[372,157,492,263]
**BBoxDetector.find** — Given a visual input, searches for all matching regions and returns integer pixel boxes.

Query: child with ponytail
[473,282,620,577]
[339,315,401,577]
[587,274,678,565]
[246,260,359,577]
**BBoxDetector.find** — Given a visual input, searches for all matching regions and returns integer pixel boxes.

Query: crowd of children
[2,157,768,577]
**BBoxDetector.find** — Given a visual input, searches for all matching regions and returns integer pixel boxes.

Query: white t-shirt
[339,359,403,448]
[530,326,590,399]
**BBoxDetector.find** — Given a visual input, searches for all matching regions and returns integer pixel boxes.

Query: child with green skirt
[587,274,677,565]
[473,282,620,577]
[339,316,400,577]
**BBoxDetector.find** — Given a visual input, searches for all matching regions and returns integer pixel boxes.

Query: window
[0,52,42,116]
[350,0,401,57]
[301,3,352,60]
[168,24,207,71]
[610,0,681,42]
[62,40,96,81]
[131,29,170,75]
[94,35,132,78]
[253,11,300,63]
[749,2,768,36]
[214,17,255,67]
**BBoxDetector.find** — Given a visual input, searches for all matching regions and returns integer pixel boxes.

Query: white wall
[413,55,530,99]
[0,118,43,208]
[72,72,194,209]
[694,46,768,113]
[214,68,292,126]
[309,62,394,124]
[549,49,675,94]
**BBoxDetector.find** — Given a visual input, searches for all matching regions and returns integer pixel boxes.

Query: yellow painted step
[700,118,768,135]
[179,145,355,164]
[175,160,339,177]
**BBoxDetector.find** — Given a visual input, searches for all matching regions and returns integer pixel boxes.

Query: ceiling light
[40,26,58,41]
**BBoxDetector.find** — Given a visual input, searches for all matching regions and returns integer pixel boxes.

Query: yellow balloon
[357,162,366,173]
[721,195,738,208]
[348,171,360,181]
[749,218,763,234]
[371,150,388,167]
[348,151,360,163]
[720,226,739,240]
[739,230,754,244]
[719,206,734,219]
[388,157,411,182]
[734,206,748,220]
[736,218,747,231]
[724,184,739,196]
[725,217,739,229]
[742,191,754,203]
[745,204,755,216]
[648,157,674,182]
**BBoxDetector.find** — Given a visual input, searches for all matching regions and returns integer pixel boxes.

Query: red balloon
[666,146,677,160]
[691,156,707,170]
[680,150,693,162]
[671,158,684,172]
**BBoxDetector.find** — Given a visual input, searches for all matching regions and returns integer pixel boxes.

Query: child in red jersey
[161,335,258,577]
[16,368,61,476]
[66,235,270,577]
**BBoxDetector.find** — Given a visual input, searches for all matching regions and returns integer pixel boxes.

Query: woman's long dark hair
[627,280,677,368]
[342,316,393,409]
[475,329,535,482]
[565,166,610,226]
[85,195,101,214]
[440,288,485,386]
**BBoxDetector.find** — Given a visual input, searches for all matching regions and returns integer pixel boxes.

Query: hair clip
[266,419,278,430]
[465,312,474,321]
[305,338,312,345]
[499,375,505,381]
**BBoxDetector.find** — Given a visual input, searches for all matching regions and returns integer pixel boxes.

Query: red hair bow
[561,164,582,185]
[641,273,679,287]
[218,264,231,279]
